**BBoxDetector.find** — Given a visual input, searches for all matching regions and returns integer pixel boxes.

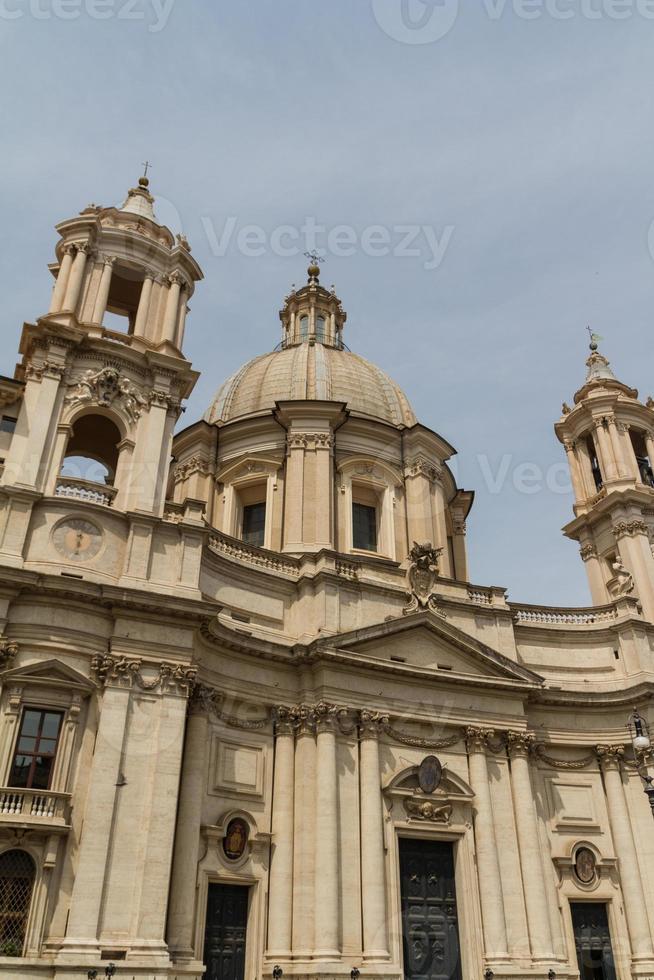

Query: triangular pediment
[1,658,95,692]
[319,611,543,687]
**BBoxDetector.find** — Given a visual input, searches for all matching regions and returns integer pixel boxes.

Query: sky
[1,0,653,606]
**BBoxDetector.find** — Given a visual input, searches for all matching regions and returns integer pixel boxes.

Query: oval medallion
[418,755,443,795]
[574,847,597,885]
[223,818,249,861]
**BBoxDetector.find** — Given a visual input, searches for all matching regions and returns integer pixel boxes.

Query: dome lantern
[279,257,347,350]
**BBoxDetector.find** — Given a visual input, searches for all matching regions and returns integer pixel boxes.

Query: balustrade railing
[510,603,618,626]
[55,477,117,507]
[0,787,70,824]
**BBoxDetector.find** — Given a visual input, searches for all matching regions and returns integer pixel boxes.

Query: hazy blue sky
[1,1,653,605]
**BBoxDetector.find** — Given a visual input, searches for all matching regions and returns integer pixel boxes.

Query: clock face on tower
[52,518,103,562]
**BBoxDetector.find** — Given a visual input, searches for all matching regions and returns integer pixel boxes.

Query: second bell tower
[556,338,654,620]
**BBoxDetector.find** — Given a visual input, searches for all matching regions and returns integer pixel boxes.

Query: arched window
[0,850,36,957]
[315,315,326,343]
[61,414,121,486]
[586,435,603,492]
[299,315,309,341]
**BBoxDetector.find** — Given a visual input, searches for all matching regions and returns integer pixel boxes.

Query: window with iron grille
[0,850,36,957]
[9,709,63,790]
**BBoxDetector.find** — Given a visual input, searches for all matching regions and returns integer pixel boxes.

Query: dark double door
[203,883,249,980]
[571,903,617,980]
[399,838,462,980]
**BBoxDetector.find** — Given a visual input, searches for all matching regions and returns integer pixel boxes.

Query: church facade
[0,177,653,980]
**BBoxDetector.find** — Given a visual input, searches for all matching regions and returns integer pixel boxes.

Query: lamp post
[628,709,654,817]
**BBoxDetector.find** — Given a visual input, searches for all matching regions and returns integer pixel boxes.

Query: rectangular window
[353,502,378,552]
[9,709,63,790]
[0,417,17,434]
[242,502,266,548]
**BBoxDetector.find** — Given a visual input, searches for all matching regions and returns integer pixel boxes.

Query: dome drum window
[338,459,402,561]
[216,459,281,553]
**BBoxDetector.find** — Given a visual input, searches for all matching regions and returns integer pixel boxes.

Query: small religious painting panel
[223,818,249,861]
[574,847,597,885]
[418,755,443,795]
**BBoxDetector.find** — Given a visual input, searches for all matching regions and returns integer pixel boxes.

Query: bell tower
[556,337,654,620]
[0,175,203,571]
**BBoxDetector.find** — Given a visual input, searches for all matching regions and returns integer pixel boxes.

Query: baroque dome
[204,343,417,427]
[205,263,417,428]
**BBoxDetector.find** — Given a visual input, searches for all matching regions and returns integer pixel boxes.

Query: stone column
[359,711,389,961]
[167,698,209,958]
[162,273,183,346]
[614,423,640,482]
[49,245,75,313]
[267,709,296,960]
[404,460,435,545]
[575,437,596,499]
[91,255,116,324]
[594,419,616,482]
[126,392,178,515]
[451,511,468,581]
[646,431,654,474]
[314,702,340,960]
[314,432,335,549]
[507,733,554,961]
[614,519,654,622]
[607,417,629,479]
[62,684,130,951]
[564,440,585,503]
[579,542,607,605]
[283,434,305,551]
[133,270,155,338]
[466,728,509,962]
[62,242,90,314]
[291,706,316,958]
[597,746,654,960]
[177,289,190,349]
[1,360,64,491]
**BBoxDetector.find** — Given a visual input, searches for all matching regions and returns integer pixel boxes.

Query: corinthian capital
[507,731,536,758]
[292,703,317,736]
[465,727,495,752]
[596,744,625,769]
[273,704,296,736]
[314,700,339,733]
[359,709,389,740]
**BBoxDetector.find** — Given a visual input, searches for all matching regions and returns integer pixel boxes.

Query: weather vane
[304,250,324,265]
[142,160,152,179]
[587,325,603,350]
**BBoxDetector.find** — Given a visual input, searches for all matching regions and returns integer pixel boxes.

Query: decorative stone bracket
[0,639,19,671]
